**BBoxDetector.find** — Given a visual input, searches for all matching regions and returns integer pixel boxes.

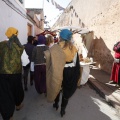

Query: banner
[51,0,54,5]
[54,2,65,11]
[50,0,65,11]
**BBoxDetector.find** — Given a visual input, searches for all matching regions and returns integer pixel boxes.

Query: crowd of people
[0,27,80,120]
[0,26,120,120]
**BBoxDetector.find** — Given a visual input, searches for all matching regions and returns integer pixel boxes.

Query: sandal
[16,103,24,111]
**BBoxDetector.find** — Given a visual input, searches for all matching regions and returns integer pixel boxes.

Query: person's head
[5,27,18,39]
[27,36,34,44]
[38,35,46,45]
[46,35,54,46]
[5,27,22,49]
[59,29,73,49]
[59,29,72,42]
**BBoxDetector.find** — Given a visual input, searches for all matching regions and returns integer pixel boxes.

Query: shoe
[16,103,24,111]
[53,103,59,110]
[10,116,13,120]
[109,81,116,84]
[60,109,65,117]
[60,97,68,117]
[77,85,82,89]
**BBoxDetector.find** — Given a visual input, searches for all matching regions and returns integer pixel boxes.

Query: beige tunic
[44,44,65,102]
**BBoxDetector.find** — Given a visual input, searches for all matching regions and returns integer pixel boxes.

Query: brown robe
[44,44,65,102]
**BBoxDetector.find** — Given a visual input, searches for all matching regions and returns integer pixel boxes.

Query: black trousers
[54,53,80,110]
[0,74,24,120]
[23,64,34,88]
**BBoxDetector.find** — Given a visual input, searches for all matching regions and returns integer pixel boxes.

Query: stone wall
[52,0,120,73]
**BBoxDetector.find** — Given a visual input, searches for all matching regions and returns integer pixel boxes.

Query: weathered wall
[53,0,120,73]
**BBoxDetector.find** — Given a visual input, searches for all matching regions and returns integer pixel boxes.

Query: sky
[24,0,71,27]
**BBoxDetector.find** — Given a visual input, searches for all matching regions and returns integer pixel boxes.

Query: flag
[54,2,65,11]
[82,22,85,28]
[70,5,73,10]
[51,0,54,5]
[73,9,75,13]
[75,12,77,17]
[79,19,81,24]
[54,2,58,8]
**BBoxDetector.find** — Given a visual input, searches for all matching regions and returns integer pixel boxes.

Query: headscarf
[60,29,72,41]
[38,35,46,45]
[5,27,23,49]
[5,27,18,38]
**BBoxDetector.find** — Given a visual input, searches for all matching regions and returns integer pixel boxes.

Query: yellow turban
[5,27,18,38]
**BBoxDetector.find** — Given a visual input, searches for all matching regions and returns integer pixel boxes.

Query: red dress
[110,42,120,84]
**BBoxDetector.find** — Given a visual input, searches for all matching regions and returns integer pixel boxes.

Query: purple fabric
[24,43,34,61]
[38,35,46,45]
[34,65,46,94]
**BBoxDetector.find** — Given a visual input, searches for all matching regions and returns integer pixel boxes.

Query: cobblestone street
[11,84,120,120]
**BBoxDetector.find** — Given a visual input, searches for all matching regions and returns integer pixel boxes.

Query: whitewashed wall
[0,0,27,44]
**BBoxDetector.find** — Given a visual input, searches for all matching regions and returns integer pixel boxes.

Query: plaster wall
[53,0,120,73]
[0,0,27,44]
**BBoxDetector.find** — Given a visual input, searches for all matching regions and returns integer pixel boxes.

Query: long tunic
[31,45,48,94]
[44,44,66,102]
[110,41,120,84]
[0,41,24,120]
[0,41,23,74]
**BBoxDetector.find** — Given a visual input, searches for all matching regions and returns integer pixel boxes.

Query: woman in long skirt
[110,41,120,85]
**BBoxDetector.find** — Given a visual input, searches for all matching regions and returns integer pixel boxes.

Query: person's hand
[114,58,120,63]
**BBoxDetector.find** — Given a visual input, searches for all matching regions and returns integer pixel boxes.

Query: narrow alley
[12,84,120,120]
[1,0,120,120]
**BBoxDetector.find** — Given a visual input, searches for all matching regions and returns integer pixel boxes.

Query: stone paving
[88,65,120,113]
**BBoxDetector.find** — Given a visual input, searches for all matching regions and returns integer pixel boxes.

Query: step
[88,76,120,113]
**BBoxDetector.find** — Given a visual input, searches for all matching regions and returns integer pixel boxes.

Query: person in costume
[33,36,38,46]
[31,35,48,94]
[0,27,29,120]
[44,29,80,117]
[23,36,35,91]
[110,41,120,86]
[45,34,54,48]
[54,36,58,43]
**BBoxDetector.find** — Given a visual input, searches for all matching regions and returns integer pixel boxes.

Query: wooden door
[27,23,32,36]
